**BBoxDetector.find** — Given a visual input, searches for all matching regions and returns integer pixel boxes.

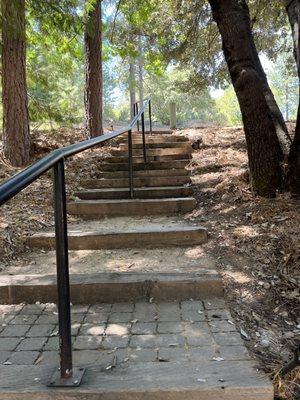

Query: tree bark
[209,0,285,197]
[84,0,103,138]
[138,36,144,109]
[2,0,30,167]
[284,0,300,197]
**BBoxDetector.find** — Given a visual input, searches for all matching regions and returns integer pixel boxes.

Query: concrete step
[1,240,218,276]
[119,142,191,149]
[74,186,193,200]
[27,218,207,250]
[108,154,192,163]
[82,176,191,188]
[0,273,222,303]
[0,362,271,400]
[111,147,193,157]
[96,169,189,179]
[67,197,196,218]
[98,160,190,172]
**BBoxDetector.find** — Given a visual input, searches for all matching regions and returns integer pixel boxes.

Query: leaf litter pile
[0,127,113,266]
[0,125,299,399]
[181,125,299,400]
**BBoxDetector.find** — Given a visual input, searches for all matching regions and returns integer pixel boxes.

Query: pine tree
[84,0,103,137]
[2,0,30,166]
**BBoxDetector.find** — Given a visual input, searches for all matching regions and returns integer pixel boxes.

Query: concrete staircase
[0,130,273,399]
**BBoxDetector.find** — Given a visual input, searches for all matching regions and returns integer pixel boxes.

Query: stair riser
[97,169,188,179]
[74,187,193,200]
[117,135,187,143]
[82,176,191,188]
[0,273,223,304]
[109,154,192,163]
[111,148,192,157]
[67,199,196,218]
[119,142,191,149]
[99,160,190,171]
[27,229,207,250]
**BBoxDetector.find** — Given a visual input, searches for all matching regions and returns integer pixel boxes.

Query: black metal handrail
[0,98,152,205]
[0,97,152,387]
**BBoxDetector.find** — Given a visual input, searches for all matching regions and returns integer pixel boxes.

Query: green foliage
[144,68,223,125]
[26,6,84,124]
[25,0,116,125]
[0,0,296,130]
[215,88,242,126]
[112,0,291,92]
[268,53,298,121]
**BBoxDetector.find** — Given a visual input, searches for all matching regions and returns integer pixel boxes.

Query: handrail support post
[128,130,134,199]
[141,111,147,163]
[48,159,85,387]
[136,103,140,131]
[149,99,152,135]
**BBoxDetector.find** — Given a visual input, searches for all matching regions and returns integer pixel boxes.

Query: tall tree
[129,61,136,119]
[208,0,288,197]
[84,0,103,137]
[283,0,300,197]
[138,36,144,108]
[2,0,30,166]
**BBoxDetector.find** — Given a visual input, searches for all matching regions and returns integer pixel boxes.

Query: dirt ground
[0,125,299,399]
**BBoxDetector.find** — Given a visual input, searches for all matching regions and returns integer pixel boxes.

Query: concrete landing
[0,301,273,399]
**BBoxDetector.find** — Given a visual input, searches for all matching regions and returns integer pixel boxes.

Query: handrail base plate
[48,366,85,387]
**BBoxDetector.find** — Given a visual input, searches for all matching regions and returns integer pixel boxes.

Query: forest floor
[0,125,299,400]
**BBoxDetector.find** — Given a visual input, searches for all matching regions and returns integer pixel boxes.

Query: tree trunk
[84,0,102,138]
[209,0,285,197]
[129,61,136,120]
[284,0,300,197]
[248,38,291,155]
[138,36,144,109]
[2,0,30,167]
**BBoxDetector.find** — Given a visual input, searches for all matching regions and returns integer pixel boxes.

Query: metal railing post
[149,99,152,135]
[136,103,140,131]
[48,159,85,387]
[141,111,147,163]
[128,130,134,199]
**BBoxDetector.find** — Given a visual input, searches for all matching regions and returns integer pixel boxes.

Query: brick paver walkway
[0,299,250,368]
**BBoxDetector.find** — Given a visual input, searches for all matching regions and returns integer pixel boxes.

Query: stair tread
[2,245,216,276]
[98,161,190,171]
[30,216,205,237]
[70,197,195,204]
[76,185,192,193]
[82,176,191,189]
[97,169,189,177]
